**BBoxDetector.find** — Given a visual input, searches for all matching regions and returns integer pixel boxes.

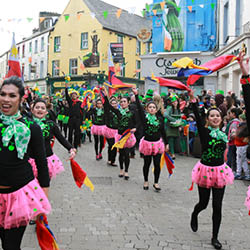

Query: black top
[88,107,105,125]
[39,119,73,157]
[65,88,83,119]
[0,116,50,192]
[104,96,136,134]
[104,98,119,129]
[135,95,168,145]
[192,102,226,166]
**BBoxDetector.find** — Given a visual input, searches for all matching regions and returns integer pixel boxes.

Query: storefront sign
[155,57,202,76]
[110,43,123,63]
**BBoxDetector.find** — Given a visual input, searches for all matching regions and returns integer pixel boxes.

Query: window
[235,0,242,36]
[146,42,151,54]
[52,60,60,76]
[136,40,141,55]
[21,63,25,76]
[34,40,38,53]
[81,32,88,49]
[136,60,141,79]
[22,44,25,58]
[29,42,32,53]
[223,2,229,43]
[44,19,51,29]
[117,34,123,43]
[120,58,125,77]
[40,60,44,78]
[41,37,45,52]
[69,58,78,75]
[18,47,20,57]
[54,36,61,52]
[28,64,31,80]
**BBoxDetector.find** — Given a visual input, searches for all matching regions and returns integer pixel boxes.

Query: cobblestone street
[10,141,250,250]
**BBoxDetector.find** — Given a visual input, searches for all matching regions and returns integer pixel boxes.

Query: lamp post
[96,70,106,86]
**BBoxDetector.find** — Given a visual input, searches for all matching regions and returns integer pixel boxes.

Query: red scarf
[72,98,80,106]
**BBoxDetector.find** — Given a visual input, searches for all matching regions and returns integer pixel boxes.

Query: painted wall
[150,0,217,52]
[48,0,150,82]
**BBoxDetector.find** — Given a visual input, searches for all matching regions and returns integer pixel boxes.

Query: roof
[83,0,152,37]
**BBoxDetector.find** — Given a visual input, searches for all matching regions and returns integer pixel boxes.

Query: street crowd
[0,52,249,250]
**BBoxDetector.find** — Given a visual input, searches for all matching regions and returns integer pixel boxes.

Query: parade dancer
[189,89,234,250]
[104,89,136,180]
[29,98,76,180]
[89,99,105,160]
[65,83,82,149]
[132,88,168,191]
[237,51,250,214]
[0,76,51,249]
[103,96,119,166]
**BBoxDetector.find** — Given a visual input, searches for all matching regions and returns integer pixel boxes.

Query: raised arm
[65,87,72,107]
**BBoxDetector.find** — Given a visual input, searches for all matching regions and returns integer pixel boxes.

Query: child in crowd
[234,113,250,180]
[187,113,197,153]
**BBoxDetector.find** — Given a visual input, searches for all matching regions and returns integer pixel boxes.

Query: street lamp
[96,70,106,85]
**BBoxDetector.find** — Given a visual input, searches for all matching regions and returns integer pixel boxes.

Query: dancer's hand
[131,128,136,133]
[189,88,196,102]
[238,51,249,76]
[103,87,108,96]
[42,187,49,198]
[165,144,169,152]
[132,87,138,95]
[69,148,77,160]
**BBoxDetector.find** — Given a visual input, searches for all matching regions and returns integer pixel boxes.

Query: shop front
[216,33,250,97]
[141,51,217,95]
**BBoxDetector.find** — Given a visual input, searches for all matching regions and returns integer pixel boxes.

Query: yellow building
[48,0,152,92]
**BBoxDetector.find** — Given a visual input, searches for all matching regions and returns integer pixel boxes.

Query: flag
[7,33,22,78]
[70,159,94,191]
[108,45,115,82]
[36,215,59,250]
[160,152,175,177]
[147,76,191,92]
[186,55,237,85]
[112,129,132,150]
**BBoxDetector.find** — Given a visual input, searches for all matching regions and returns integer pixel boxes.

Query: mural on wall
[151,0,217,53]
[82,35,100,67]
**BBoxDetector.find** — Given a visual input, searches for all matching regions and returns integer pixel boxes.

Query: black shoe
[124,175,130,180]
[211,238,222,249]
[29,220,36,225]
[190,213,198,232]
[118,174,124,178]
[110,162,118,167]
[153,184,161,191]
[143,186,149,190]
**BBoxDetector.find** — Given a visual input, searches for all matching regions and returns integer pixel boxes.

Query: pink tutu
[139,137,164,155]
[245,186,250,211]
[191,161,234,189]
[0,179,51,229]
[91,124,106,136]
[103,126,118,139]
[29,154,64,179]
[115,133,136,148]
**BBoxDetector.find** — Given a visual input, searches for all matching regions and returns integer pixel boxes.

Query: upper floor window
[22,44,25,58]
[136,40,141,55]
[223,2,229,44]
[41,37,45,52]
[117,34,123,43]
[40,60,44,78]
[52,60,60,76]
[29,42,32,53]
[69,58,78,75]
[235,0,242,36]
[81,32,88,49]
[136,60,141,79]
[54,36,61,52]
[34,40,38,53]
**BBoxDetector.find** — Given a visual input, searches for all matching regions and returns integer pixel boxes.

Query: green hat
[239,113,246,120]
[139,95,143,101]
[170,96,177,103]
[216,90,224,95]
[160,92,167,97]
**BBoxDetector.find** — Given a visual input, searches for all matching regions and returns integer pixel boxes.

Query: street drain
[89,177,112,185]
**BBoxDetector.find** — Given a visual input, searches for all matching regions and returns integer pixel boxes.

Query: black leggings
[143,154,161,183]
[94,135,104,155]
[119,148,130,172]
[107,138,117,163]
[0,226,26,250]
[192,186,225,239]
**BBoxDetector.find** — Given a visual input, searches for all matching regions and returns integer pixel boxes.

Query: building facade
[47,0,152,93]
[216,0,250,97]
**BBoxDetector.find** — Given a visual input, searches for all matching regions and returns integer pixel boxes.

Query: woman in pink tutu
[189,89,234,250]
[103,90,136,180]
[29,98,76,180]
[103,96,118,166]
[132,88,168,191]
[238,51,250,214]
[0,76,51,249]
[88,99,105,160]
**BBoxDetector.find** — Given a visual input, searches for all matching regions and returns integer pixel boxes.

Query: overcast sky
[0,0,147,55]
